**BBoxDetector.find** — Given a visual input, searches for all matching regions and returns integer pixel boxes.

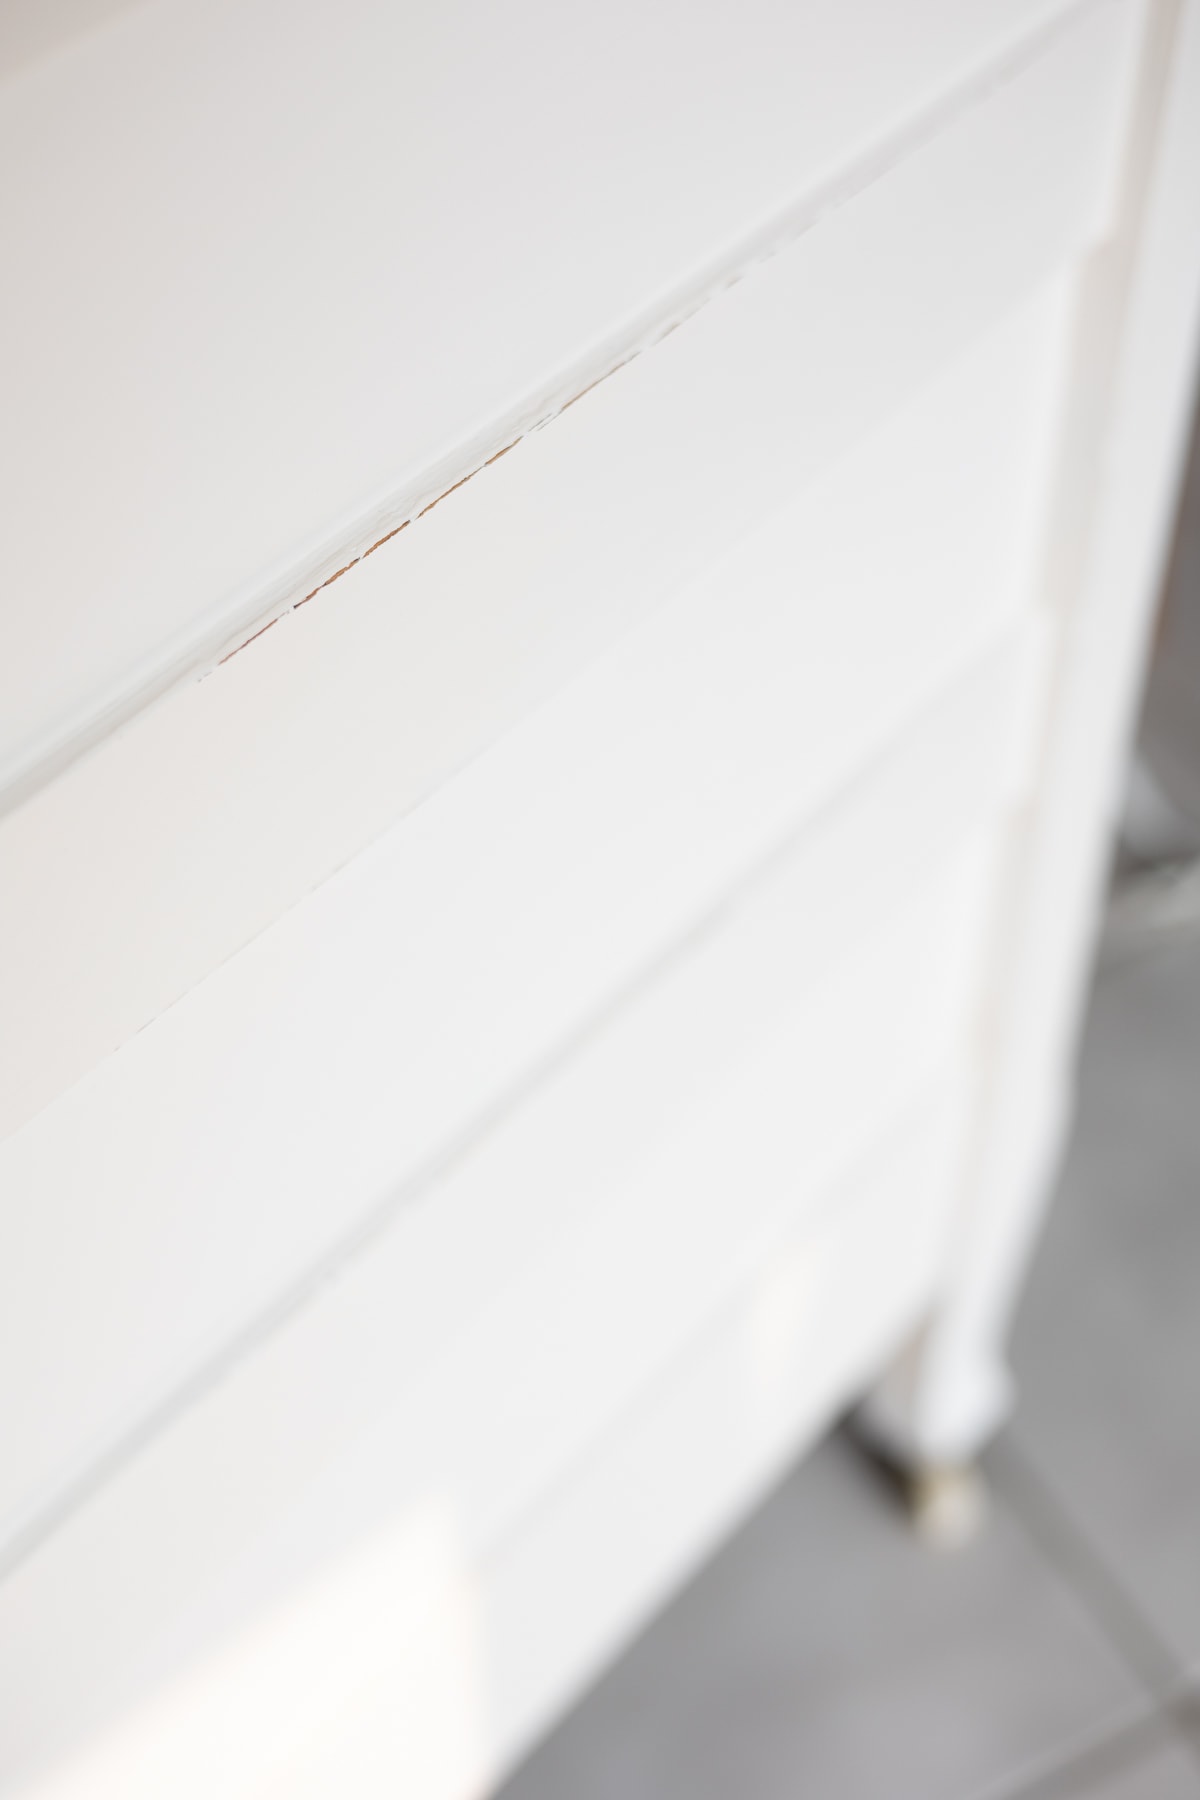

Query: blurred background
[500,400,1200,1800]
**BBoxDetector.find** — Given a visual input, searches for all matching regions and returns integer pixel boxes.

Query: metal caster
[906,1462,988,1551]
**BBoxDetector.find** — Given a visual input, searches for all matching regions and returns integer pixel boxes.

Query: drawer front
[6,1086,968,1798]
[0,362,1046,1556]
[0,637,1019,1558]
[0,845,983,1785]
[0,0,1137,1136]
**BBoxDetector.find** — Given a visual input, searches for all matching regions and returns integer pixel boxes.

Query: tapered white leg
[861,0,1200,1536]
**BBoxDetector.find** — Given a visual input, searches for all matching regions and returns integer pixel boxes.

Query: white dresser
[2,2,1198,1793]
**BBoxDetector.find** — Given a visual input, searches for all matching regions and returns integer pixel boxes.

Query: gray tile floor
[501,899,1200,1799]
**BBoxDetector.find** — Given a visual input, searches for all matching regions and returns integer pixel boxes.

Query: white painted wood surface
[0,843,988,1790]
[14,1090,967,1800]
[0,292,1049,1553]
[0,0,1112,799]
[2,0,1198,1793]
[0,0,1129,1139]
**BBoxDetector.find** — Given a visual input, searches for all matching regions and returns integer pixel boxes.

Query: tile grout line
[975,1705,1188,1800]
[986,1432,1200,1774]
